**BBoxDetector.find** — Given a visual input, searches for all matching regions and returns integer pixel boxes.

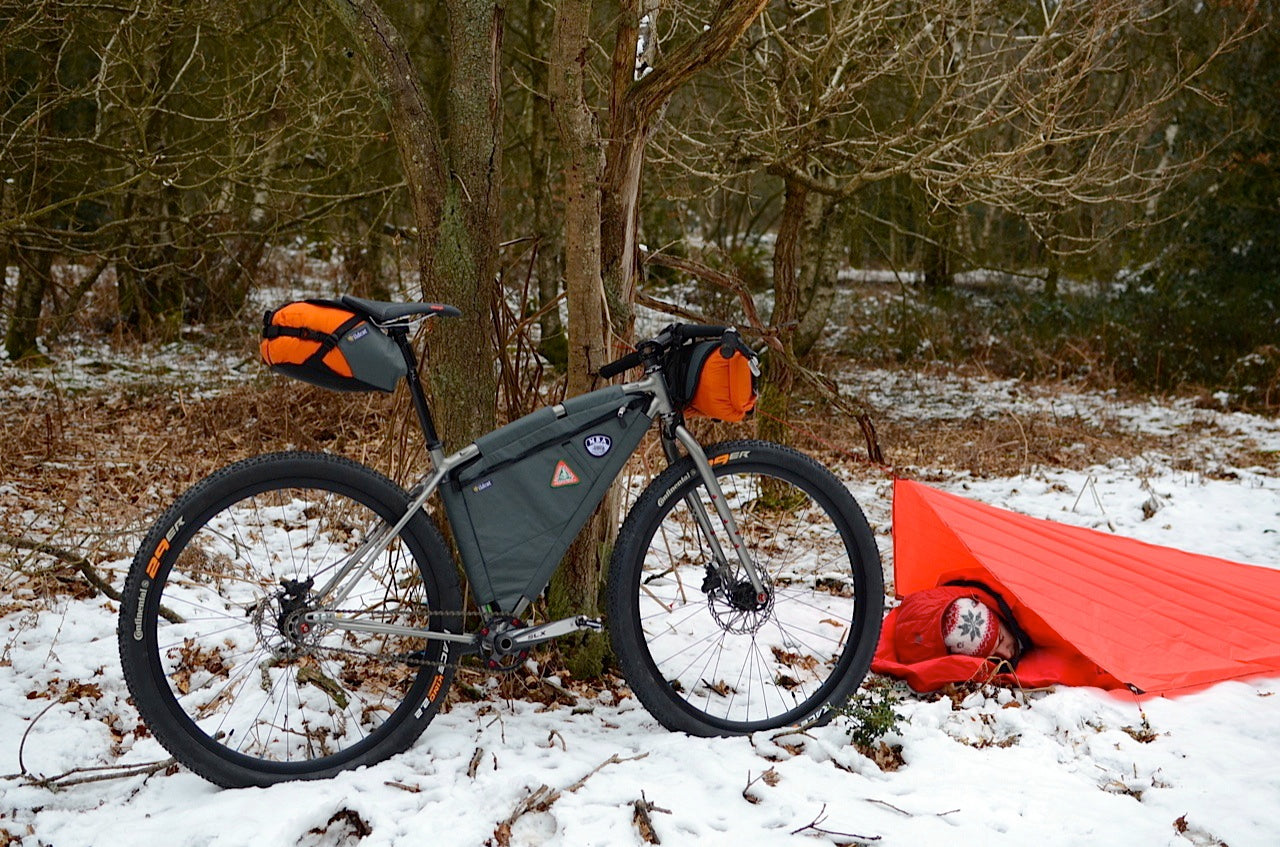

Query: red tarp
[880,479,1280,695]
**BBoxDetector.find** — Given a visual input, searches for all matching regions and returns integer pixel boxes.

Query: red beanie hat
[941,597,1000,657]
[893,586,1002,663]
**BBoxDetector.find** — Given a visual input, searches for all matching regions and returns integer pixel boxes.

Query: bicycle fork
[664,426,767,603]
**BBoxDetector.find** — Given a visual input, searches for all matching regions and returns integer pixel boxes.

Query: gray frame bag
[438,386,652,612]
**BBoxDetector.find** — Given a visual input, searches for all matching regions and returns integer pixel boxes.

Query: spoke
[635,463,863,730]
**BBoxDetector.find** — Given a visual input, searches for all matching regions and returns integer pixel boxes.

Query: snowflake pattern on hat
[942,597,999,657]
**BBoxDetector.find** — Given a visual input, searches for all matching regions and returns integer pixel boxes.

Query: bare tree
[319,0,503,450]
[1,2,406,356]
[540,0,772,674]
[649,0,1253,437]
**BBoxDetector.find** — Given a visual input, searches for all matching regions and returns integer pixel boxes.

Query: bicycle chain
[298,606,529,675]
[263,605,485,672]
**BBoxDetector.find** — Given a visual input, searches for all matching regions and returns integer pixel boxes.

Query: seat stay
[313,443,480,610]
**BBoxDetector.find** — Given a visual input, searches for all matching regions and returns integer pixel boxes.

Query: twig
[467,747,485,779]
[498,784,560,831]
[790,804,880,843]
[565,752,648,793]
[17,699,59,776]
[384,781,422,793]
[544,729,567,751]
[866,798,960,817]
[491,753,649,844]
[20,758,177,791]
[0,534,183,623]
[632,791,671,844]
[742,767,780,804]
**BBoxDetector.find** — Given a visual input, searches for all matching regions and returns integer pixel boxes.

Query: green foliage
[838,677,905,751]
[840,265,1280,410]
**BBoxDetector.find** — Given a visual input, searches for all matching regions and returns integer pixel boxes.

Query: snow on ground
[2,355,1279,846]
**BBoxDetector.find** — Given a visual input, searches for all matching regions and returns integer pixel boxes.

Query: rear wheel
[608,440,883,735]
[118,452,461,787]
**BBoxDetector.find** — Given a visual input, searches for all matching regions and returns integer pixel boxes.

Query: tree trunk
[600,0,771,339]
[757,177,809,445]
[4,242,52,362]
[548,0,770,676]
[547,0,612,677]
[432,0,504,449]
[527,0,567,369]
[922,208,955,290]
[793,198,841,358]
[322,0,500,450]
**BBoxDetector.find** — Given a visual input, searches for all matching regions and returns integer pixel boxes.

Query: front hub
[707,574,774,634]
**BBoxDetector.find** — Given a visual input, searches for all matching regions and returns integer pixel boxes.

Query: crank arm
[504,616,602,652]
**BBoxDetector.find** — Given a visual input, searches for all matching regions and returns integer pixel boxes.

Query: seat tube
[391,329,444,452]
[671,425,766,596]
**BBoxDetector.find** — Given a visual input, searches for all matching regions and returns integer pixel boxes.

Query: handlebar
[671,324,729,341]
[597,350,646,380]
[596,323,752,379]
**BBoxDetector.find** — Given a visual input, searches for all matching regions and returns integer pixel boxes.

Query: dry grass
[753,390,1160,480]
[3,356,1265,558]
[0,364,433,605]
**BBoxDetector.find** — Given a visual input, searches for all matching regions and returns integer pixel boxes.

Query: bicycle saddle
[341,294,462,322]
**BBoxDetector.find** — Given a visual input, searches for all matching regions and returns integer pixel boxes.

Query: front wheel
[117,452,461,788]
[608,440,883,736]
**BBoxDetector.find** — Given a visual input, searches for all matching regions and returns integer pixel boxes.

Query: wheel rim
[633,466,865,731]
[142,481,444,771]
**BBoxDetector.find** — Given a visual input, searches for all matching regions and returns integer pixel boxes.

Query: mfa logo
[584,434,612,457]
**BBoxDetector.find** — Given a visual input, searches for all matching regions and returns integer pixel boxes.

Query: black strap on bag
[943,578,1034,667]
[262,300,365,369]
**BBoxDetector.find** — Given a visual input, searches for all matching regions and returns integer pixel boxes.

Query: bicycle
[117,294,883,788]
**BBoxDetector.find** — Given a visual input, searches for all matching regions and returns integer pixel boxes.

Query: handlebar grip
[673,324,729,341]
[598,350,644,380]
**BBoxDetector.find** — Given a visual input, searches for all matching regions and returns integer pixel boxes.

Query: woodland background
[1,0,1278,675]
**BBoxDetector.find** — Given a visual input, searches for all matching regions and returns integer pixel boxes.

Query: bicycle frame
[303,325,764,651]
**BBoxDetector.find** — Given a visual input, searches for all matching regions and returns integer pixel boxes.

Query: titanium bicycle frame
[301,323,764,652]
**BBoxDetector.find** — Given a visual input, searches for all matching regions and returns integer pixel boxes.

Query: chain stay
[291,607,479,672]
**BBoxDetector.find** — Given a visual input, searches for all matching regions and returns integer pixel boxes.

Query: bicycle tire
[118,452,461,787]
[607,440,883,735]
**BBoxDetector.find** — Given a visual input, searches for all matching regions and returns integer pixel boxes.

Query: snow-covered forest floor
[1,326,1278,847]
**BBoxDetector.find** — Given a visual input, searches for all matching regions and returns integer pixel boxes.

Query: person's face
[991,621,1017,661]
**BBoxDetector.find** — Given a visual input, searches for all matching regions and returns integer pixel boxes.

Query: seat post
[389,328,444,453]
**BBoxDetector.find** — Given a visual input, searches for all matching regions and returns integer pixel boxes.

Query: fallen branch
[539,676,579,707]
[632,791,671,844]
[0,534,183,623]
[490,752,649,846]
[1,534,121,601]
[791,804,880,844]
